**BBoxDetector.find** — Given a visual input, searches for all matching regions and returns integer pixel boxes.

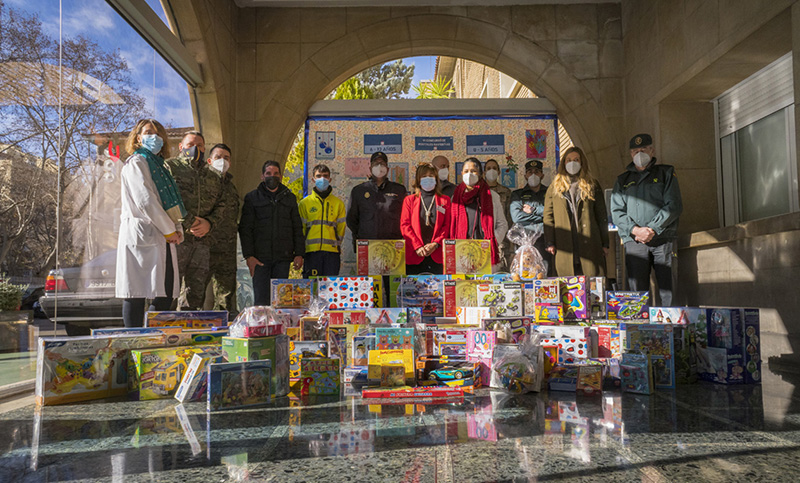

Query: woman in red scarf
[450,158,509,271]
[400,163,452,274]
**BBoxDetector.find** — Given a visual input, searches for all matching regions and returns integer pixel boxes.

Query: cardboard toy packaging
[351,335,375,367]
[289,341,328,381]
[432,330,468,358]
[365,307,419,325]
[442,239,492,275]
[273,308,311,328]
[300,357,340,395]
[129,345,220,400]
[482,317,532,343]
[477,283,524,317]
[327,310,367,325]
[531,279,563,324]
[221,335,289,396]
[742,308,761,384]
[380,364,406,387]
[466,330,496,387]
[300,316,326,341]
[592,326,621,358]
[606,292,650,320]
[374,327,414,350]
[577,365,603,396]
[270,279,313,308]
[455,306,493,326]
[367,349,415,384]
[538,338,588,364]
[357,239,406,276]
[207,360,272,412]
[531,325,591,340]
[416,355,480,388]
[620,353,653,395]
[395,275,450,317]
[588,277,606,319]
[671,324,698,384]
[443,280,482,317]
[316,277,374,309]
[620,323,675,389]
[146,311,229,329]
[696,308,760,385]
[557,276,588,321]
[342,366,368,385]
[548,365,578,392]
[327,326,349,366]
[91,326,182,336]
[648,306,704,325]
[174,351,225,403]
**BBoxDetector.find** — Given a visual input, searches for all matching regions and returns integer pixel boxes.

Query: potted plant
[0,274,27,312]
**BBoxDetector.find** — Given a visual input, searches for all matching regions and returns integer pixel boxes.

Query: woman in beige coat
[543,147,609,277]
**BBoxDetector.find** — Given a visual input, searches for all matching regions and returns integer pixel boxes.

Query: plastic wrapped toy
[490,333,544,393]
[228,306,284,338]
[506,224,547,282]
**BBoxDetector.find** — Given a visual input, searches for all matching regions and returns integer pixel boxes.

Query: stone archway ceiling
[235,0,618,5]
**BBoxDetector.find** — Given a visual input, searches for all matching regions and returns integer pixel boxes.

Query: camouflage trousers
[207,249,237,315]
[176,238,210,310]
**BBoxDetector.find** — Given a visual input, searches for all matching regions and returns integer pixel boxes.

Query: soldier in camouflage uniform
[204,143,240,315]
[166,131,233,310]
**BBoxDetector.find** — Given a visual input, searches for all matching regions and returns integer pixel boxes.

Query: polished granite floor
[2,366,800,482]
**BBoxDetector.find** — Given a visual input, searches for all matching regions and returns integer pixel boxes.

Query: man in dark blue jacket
[510,160,551,273]
[611,134,682,305]
[239,161,305,305]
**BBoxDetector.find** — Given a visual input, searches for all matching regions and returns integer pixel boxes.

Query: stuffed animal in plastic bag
[506,224,547,281]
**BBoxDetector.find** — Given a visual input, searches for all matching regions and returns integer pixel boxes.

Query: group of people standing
[115,118,682,327]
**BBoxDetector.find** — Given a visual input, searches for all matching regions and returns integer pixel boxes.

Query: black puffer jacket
[239,183,305,262]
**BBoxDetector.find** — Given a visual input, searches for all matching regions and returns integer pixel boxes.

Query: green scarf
[135,147,187,224]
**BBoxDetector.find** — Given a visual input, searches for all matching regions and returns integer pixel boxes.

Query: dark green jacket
[205,172,240,252]
[610,159,682,244]
[166,154,231,243]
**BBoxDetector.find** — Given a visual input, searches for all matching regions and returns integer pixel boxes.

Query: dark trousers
[303,251,341,278]
[407,256,443,275]
[252,260,291,306]
[625,240,675,306]
[123,243,175,327]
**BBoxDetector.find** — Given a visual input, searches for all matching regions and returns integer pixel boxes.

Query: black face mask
[180,145,204,165]
[264,176,280,190]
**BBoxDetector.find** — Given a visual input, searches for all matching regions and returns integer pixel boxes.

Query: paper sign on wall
[466,135,505,155]
[364,134,402,154]
[316,131,335,159]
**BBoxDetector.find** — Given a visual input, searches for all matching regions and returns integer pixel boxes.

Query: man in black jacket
[239,161,305,305]
[346,151,407,252]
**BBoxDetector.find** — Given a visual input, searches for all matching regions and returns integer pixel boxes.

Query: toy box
[374,327,414,350]
[343,366,368,384]
[91,326,182,336]
[357,239,406,276]
[577,365,603,396]
[592,326,621,358]
[146,311,228,328]
[620,323,675,389]
[380,364,406,387]
[395,275,449,317]
[671,324,698,384]
[300,316,325,341]
[351,335,375,367]
[648,306,704,325]
[129,345,220,400]
[620,353,653,395]
[455,307,493,326]
[548,365,578,392]
[696,308,760,385]
[273,308,311,328]
[538,338,588,364]
[531,325,591,340]
[174,351,225,403]
[481,317,531,343]
[743,308,761,384]
[270,279,313,308]
[557,276,588,320]
[361,386,464,399]
[221,335,289,396]
[432,330,468,358]
[207,360,272,411]
[300,357,340,395]
[289,341,328,381]
[316,277,374,309]
[490,343,543,393]
[606,292,650,320]
[442,239,492,275]
[531,279,563,324]
[416,356,480,387]
[477,283,523,317]
[442,280,482,317]
[326,326,349,366]
[588,277,606,319]
[327,310,367,325]
[365,307,418,325]
[367,349,414,383]
[466,330,495,387]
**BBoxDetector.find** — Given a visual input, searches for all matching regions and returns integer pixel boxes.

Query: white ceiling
[235,0,618,7]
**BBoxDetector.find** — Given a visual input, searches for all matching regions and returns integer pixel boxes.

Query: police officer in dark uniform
[510,160,552,273]
[610,134,682,306]
[346,151,407,250]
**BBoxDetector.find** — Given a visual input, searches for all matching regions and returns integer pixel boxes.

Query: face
[137,122,157,143]
[208,148,230,164]
[462,162,481,177]
[180,134,205,153]
[526,167,544,179]
[630,145,655,159]
[314,171,331,181]
[371,159,388,176]
[485,161,499,172]
[432,156,450,170]
[262,165,280,181]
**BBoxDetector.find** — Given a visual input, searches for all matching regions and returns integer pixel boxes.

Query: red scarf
[451,179,498,264]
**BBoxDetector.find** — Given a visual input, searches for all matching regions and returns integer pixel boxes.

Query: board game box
[316,277,374,309]
[300,357,340,395]
[531,279,563,324]
[620,353,653,395]
[207,361,272,411]
[374,327,414,351]
[357,239,406,276]
[270,279,313,308]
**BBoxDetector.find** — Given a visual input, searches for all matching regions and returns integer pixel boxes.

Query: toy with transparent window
[507,224,547,281]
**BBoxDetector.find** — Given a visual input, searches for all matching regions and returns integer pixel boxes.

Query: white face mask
[371,165,388,178]
[485,169,499,183]
[211,158,230,174]
[419,176,436,192]
[438,168,449,181]
[527,173,541,188]
[633,151,651,169]
[565,161,581,176]
[463,172,479,186]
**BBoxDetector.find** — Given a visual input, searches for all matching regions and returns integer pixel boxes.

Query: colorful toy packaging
[477,283,523,317]
[90,326,182,336]
[557,276,588,320]
[538,338,588,364]
[367,349,415,383]
[606,292,650,320]
[374,327,414,350]
[273,308,311,328]
[416,356,480,388]
[620,323,675,389]
[380,364,406,387]
[327,310,367,325]
[456,306,493,326]
[592,326,621,358]
[482,317,532,343]
[443,280,482,317]
[361,386,464,400]
[395,275,449,316]
[532,325,591,340]
[146,311,229,328]
[221,335,289,396]
[648,306,702,325]
[365,307,418,325]
[300,357,340,395]
[327,326,349,366]
[316,277,374,309]
[174,351,225,403]
[289,341,328,381]
[588,277,606,319]
[577,365,603,396]
[442,239,492,275]
[432,330,468,358]
[671,324,698,384]
[270,279,313,308]
[696,308,761,385]
[357,239,406,276]
[490,341,543,393]
[620,353,653,394]
[351,335,375,366]
[129,345,220,400]
[466,330,496,387]
[548,365,578,392]
[228,306,284,338]
[531,279,563,324]
[742,309,761,384]
[300,316,326,341]
[207,360,272,412]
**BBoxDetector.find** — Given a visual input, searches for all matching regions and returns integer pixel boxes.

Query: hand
[423,242,438,256]
[522,204,533,214]
[415,247,427,258]
[246,256,264,277]
[190,216,211,238]
[293,256,304,270]
[165,232,182,244]
[603,247,609,257]
[632,226,655,243]
[546,246,556,256]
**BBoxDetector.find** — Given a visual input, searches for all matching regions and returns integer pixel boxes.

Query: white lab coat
[491,190,509,273]
[115,153,182,299]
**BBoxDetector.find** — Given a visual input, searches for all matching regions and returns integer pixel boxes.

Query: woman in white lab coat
[116,119,186,327]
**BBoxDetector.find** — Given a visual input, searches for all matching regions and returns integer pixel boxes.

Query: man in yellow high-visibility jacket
[298,164,347,277]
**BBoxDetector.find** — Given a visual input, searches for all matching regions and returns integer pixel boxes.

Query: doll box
[207,360,272,412]
[442,239,492,275]
[356,239,406,276]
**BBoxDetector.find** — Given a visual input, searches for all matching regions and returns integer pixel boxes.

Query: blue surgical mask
[419,176,436,192]
[314,177,330,191]
[141,134,164,154]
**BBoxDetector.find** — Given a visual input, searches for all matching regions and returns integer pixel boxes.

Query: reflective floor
[2,366,800,482]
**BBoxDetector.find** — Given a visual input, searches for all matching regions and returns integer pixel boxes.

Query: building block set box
[221,335,289,396]
[146,311,229,328]
[442,239,492,275]
[357,239,406,276]
[270,279,313,308]
[316,277,374,309]
[207,361,272,412]
[300,357,340,395]
[477,283,523,317]
[395,275,449,317]
[606,292,650,320]
[443,280,481,317]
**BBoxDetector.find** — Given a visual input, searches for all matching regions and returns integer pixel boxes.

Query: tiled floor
[1,366,799,482]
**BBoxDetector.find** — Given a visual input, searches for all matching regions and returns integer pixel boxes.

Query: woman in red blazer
[400,163,452,275]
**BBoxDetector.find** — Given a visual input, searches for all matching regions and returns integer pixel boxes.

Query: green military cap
[629,133,653,149]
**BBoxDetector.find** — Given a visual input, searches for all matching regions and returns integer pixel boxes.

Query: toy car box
[146,311,229,328]
[416,356,480,388]
[432,330,468,358]
[316,277,374,309]
[270,279,313,308]
[129,345,220,400]
[606,292,650,320]
[357,239,406,276]
[442,239,492,275]
[207,360,272,412]
[221,335,289,396]
[557,276,588,321]
[477,283,523,317]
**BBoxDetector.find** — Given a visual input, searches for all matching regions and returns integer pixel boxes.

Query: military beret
[629,133,653,149]
[525,160,543,171]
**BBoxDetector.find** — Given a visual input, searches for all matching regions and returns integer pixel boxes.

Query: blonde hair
[551,146,596,201]
[124,118,171,159]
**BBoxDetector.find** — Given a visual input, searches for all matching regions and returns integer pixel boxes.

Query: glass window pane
[736,108,791,222]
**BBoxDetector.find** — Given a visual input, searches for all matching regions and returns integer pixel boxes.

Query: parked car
[38,250,123,334]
